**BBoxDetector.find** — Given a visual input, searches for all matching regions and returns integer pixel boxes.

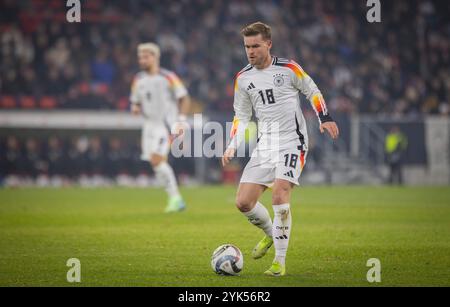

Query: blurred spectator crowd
[0,134,195,187]
[0,0,449,115]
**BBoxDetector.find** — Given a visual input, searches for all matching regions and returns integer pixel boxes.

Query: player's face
[138,51,157,71]
[243,34,272,67]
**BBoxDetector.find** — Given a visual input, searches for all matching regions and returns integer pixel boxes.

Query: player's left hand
[171,121,188,149]
[320,121,339,140]
[173,121,187,139]
[131,104,141,115]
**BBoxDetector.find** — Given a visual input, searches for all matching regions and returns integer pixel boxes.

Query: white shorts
[240,141,307,187]
[141,122,170,160]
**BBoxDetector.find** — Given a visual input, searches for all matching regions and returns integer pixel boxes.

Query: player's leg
[388,163,395,184]
[265,148,306,276]
[142,123,185,213]
[236,182,274,259]
[150,153,185,212]
[264,178,293,276]
[150,154,177,198]
[239,150,279,259]
[236,182,270,233]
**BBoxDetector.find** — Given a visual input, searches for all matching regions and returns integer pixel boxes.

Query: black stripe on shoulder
[277,57,290,63]
[274,57,290,67]
[241,65,253,73]
[237,64,253,77]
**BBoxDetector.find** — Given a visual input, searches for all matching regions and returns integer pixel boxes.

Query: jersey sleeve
[129,75,142,105]
[166,72,188,100]
[228,75,252,150]
[288,60,333,124]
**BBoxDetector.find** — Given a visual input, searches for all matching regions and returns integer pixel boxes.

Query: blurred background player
[130,43,190,213]
[222,22,339,276]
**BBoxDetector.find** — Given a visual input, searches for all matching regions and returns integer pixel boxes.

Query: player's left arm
[177,95,191,119]
[313,94,339,140]
[170,73,191,137]
[172,94,191,139]
[290,60,339,140]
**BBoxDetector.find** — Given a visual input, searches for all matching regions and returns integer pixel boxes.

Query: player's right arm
[130,75,142,115]
[222,74,252,167]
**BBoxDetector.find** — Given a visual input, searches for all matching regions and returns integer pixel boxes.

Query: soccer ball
[211,244,243,276]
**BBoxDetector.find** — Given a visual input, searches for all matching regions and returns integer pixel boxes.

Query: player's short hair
[240,22,272,41]
[138,42,160,58]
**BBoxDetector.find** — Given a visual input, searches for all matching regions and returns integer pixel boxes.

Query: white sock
[153,162,180,198]
[242,202,273,237]
[272,203,292,265]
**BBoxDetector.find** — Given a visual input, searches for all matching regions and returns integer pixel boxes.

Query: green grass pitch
[0,186,449,287]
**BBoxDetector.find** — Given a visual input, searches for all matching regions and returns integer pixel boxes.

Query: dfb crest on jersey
[273,74,285,87]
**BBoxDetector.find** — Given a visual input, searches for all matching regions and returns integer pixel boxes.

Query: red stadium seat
[39,96,58,109]
[94,83,109,95]
[117,97,129,111]
[78,82,90,94]
[19,96,36,109]
[0,96,17,109]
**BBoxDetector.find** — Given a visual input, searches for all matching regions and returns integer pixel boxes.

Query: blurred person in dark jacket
[47,136,65,177]
[86,136,105,177]
[5,136,24,176]
[67,136,89,179]
[23,137,43,178]
[105,137,122,178]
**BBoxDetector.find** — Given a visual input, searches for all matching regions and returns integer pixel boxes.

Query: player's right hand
[131,104,141,115]
[222,147,236,167]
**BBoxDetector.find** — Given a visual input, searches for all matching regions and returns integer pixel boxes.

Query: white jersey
[130,68,188,126]
[229,56,333,151]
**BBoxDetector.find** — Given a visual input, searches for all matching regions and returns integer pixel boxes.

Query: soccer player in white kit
[130,43,190,213]
[222,22,339,276]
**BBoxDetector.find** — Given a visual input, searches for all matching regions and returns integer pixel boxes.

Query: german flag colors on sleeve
[284,60,333,124]
[161,69,188,100]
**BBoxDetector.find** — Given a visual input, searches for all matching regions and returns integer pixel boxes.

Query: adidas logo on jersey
[247,82,256,91]
[284,170,294,178]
